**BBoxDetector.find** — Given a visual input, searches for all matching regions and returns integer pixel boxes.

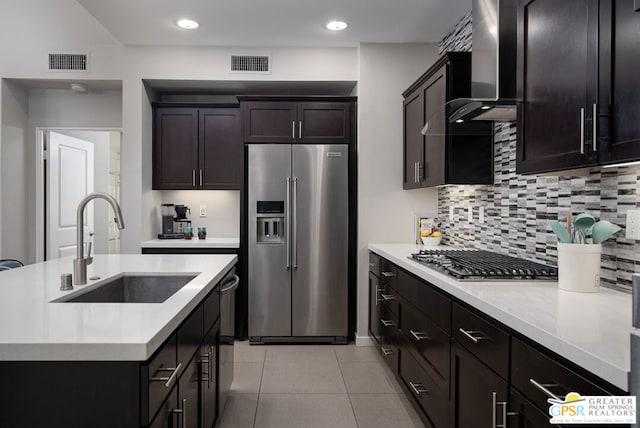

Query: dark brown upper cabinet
[153,105,242,190]
[402,52,494,189]
[517,0,640,174]
[240,97,354,144]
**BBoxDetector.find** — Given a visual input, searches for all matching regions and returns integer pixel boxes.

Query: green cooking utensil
[551,221,571,243]
[573,213,595,243]
[592,220,621,244]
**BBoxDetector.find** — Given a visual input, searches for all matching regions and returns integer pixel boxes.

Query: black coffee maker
[158,204,191,239]
[173,205,191,233]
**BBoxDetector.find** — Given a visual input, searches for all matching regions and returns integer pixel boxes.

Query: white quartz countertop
[369,243,632,391]
[0,254,237,361]
[141,237,239,249]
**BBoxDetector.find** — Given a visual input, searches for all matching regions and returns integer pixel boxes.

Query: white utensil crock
[557,243,602,293]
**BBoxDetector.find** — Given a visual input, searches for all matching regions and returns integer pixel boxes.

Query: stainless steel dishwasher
[219,269,239,414]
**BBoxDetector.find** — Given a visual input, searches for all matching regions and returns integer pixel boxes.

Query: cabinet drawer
[380,259,397,289]
[177,305,204,367]
[511,337,610,413]
[141,335,178,426]
[400,349,449,428]
[203,287,220,334]
[369,252,381,277]
[452,303,509,379]
[510,388,560,428]
[402,301,450,395]
[379,284,400,317]
[380,305,399,373]
[398,270,451,333]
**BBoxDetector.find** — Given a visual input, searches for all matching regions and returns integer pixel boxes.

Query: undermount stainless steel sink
[57,274,197,303]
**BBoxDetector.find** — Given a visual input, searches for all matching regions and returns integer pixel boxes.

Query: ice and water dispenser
[256,201,285,243]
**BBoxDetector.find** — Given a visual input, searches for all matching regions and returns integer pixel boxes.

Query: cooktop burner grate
[410,249,558,281]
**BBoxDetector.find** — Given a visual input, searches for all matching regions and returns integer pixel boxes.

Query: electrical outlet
[626,210,640,239]
[199,205,207,218]
[479,207,485,224]
[449,206,454,221]
[467,206,473,223]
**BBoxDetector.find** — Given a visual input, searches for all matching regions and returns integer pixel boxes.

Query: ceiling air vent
[48,53,88,72]
[230,55,270,74]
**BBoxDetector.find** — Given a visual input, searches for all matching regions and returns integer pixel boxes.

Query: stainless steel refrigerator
[248,144,348,343]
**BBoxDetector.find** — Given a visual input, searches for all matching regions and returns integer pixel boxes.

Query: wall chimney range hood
[448,0,517,123]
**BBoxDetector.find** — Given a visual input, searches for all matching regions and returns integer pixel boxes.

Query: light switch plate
[627,210,640,239]
[199,205,207,218]
[467,206,473,223]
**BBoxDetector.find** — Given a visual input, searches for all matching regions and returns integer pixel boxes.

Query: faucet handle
[86,241,93,265]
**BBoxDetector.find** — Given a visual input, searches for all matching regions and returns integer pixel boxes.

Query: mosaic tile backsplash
[436,11,638,292]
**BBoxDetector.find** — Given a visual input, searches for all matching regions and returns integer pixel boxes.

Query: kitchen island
[0,254,236,428]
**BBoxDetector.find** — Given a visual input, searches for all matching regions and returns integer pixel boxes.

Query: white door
[47,132,94,260]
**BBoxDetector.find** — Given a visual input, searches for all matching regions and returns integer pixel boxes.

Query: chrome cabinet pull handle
[492,392,517,428]
[292,121,295,139]
[381,293,396,301]
[409,382,429,396]
[592,103,598,152]
[151,362,182,388]
[414,161,418,183]
[381,319,395,327]
[580,108,585,154]
[192,169,196,187]
[458,328,487,344]
[381,271,396,278]
[181,398,187,428]
[410,330,429,341]
[381,347,394,356]
[199,169,203,186]
[369,263,377,268]
[299,121,302,139]
[529,378,561,401]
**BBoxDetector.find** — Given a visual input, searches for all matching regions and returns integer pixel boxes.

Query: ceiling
[75,0,472,47]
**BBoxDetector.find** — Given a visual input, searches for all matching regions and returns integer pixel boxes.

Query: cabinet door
[201,327,218,428]
[516,0,599,174]
[403,90,424,189]
[154,108,199,189]
[598,0,640,164]
[150,387,178,428]
[296,102,350,144]
[510,388,560,428]
[199,108,242,190]
[242,101,296,143]
[422,67,446,187]
[451,342,508,428]
[368,272,382,345]
[178,356,200,428]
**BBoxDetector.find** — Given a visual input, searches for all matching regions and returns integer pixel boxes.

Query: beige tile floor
[217,342,425,428]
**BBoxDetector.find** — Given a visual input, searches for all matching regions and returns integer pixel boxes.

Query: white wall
[356,43,440,342]
[24,88,123,263]
[0,80,29,262]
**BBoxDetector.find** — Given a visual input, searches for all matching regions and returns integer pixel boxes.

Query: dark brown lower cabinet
[201,324,219,428]
[379,302,399,373]
[150,387,178,428]
[509,388,560,428]
[451,342,509,428]
[400,349,449,428]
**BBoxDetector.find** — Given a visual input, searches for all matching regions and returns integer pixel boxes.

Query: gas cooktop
[410,249,558,281]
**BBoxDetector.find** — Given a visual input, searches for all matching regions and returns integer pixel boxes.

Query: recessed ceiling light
[177,19,199,30]
[326,21,348,31]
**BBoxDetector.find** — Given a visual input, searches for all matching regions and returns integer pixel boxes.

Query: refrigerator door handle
[293,177,298,269]
[286,177,291,268]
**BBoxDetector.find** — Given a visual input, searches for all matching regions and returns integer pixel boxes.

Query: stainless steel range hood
[449,0,517,123]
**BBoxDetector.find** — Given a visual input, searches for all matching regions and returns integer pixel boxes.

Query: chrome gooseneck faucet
[74,192,125,285]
